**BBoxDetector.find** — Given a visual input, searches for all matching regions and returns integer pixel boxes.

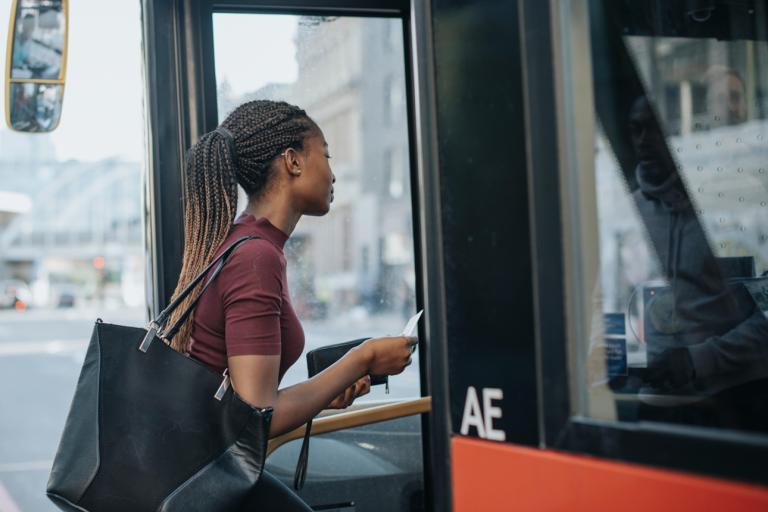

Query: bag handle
[139,235,259,352]
[293,418,312,490]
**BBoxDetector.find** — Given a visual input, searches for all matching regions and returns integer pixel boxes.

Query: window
[0,1,146,510]
[388,146,405,198]
[213,14,419,400]
[564,0,768,436]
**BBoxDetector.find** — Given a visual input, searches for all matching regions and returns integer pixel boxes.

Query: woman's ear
[280,148,303,177]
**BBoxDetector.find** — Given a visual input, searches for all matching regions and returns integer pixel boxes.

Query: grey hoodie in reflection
[632,162,768,395]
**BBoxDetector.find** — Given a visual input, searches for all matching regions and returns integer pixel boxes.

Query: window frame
[526,0,768,486]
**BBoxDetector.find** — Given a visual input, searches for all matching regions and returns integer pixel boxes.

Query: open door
[208,6,429,512]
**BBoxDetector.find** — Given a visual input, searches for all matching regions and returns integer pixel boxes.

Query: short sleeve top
[189,213,305,383]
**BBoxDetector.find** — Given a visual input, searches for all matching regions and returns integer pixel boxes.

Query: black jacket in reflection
[628,98,768,396]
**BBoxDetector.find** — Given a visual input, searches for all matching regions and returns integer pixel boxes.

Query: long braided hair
[165,100,319,353]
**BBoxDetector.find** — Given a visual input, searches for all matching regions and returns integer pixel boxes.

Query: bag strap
[140,235,259,352]
[293,418,313,490]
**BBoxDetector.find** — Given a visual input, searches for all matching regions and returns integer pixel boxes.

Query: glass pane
[566,0,768,434]
[0,0,146,510]
[10,0,66,80]
[213,14,419,401]
[9,82,63,132]
[266,415,423,510]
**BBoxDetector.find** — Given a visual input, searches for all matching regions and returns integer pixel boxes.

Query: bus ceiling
[607,0,768,41]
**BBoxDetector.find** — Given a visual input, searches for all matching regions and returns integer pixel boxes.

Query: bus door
[142,1,438,511]
[425,0,768,510]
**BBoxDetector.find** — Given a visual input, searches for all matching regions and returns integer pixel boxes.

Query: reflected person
[627,97,768,429]
[705,66,747,127]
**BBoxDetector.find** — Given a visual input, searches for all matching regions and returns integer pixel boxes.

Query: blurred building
[222,16,415,318]
[0,148,144,308]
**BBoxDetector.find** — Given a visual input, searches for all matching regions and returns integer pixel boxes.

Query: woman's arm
[228,344,371,438]
[229,335,415,438]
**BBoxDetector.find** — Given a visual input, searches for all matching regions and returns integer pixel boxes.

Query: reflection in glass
[10,0,66,80]
[9,82,63,132]
[213,15,418,399]
[575,0,768,433]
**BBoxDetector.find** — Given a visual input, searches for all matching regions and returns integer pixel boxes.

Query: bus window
[213,14,420,401]
[564,0,768,434]
[0,0,145,510]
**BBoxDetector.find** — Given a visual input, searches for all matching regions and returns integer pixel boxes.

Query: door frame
[141,1,451,510]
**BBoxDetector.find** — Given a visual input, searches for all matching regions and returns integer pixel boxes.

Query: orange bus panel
[452,436,768,511]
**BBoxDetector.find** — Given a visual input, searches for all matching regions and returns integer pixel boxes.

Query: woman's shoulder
[212,236,286,303]
[222,236,285,274]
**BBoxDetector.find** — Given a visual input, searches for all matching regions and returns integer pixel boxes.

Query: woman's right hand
[358,336,418,376]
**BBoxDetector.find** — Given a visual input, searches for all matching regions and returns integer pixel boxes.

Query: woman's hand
[327,375,371,409]
[358,336,417,377]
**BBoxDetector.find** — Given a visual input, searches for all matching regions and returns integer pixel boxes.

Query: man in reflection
[705,66,748,127]
[627,96,768,430]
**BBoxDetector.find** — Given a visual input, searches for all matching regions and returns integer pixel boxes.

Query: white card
[400,310,424,337]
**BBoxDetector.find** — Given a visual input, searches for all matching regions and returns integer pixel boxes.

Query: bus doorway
[142,1,435,511]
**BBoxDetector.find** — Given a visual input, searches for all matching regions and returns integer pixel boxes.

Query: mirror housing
[5,0,68,132]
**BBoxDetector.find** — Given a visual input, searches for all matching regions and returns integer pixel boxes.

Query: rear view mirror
[5,0,68,132]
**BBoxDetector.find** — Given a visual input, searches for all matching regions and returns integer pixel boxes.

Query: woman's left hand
[327,375,371,409]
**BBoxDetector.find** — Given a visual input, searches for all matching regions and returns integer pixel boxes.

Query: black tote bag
[47,236,271,512]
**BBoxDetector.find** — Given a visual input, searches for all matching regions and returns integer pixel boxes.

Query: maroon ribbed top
[189,213,305,383]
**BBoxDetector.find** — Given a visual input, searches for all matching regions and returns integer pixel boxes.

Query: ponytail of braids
[165,131,239,353]
[165,100,318,353]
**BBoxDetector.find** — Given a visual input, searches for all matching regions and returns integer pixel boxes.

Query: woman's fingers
[329,376,373,410]
[344,386,355,405]
[358,375,371,397]
[345,376,371,407]
[328,395,344,409]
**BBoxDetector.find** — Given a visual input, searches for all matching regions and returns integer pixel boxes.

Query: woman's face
[292,130,335,216]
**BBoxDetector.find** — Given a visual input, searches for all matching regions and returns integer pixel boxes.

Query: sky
[213,14,297,99]
[0,1,298,162]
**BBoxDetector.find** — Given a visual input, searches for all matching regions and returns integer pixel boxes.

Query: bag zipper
[214,369,231,400]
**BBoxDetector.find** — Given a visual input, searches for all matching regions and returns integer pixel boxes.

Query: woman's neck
[244,195,301,237]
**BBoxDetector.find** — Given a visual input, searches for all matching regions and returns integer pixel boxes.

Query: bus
[1,0,767,510]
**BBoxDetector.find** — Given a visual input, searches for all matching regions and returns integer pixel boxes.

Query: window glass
[0,1,146,510]
[566,0,768,434]
[213,14,419,401]
[265,415,423,508]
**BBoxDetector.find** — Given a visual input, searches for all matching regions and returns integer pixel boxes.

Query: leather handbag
[46,236,272,512]
[292,338,387,490]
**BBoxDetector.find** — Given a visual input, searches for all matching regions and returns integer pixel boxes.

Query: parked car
[0,279,33,310]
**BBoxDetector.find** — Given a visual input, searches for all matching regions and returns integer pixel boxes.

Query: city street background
[0,306,420,512]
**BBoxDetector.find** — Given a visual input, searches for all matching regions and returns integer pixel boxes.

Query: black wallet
[294,337,389,491]
[305,337,388,387]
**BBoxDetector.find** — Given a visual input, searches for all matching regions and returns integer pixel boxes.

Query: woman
[164,100,417,510]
